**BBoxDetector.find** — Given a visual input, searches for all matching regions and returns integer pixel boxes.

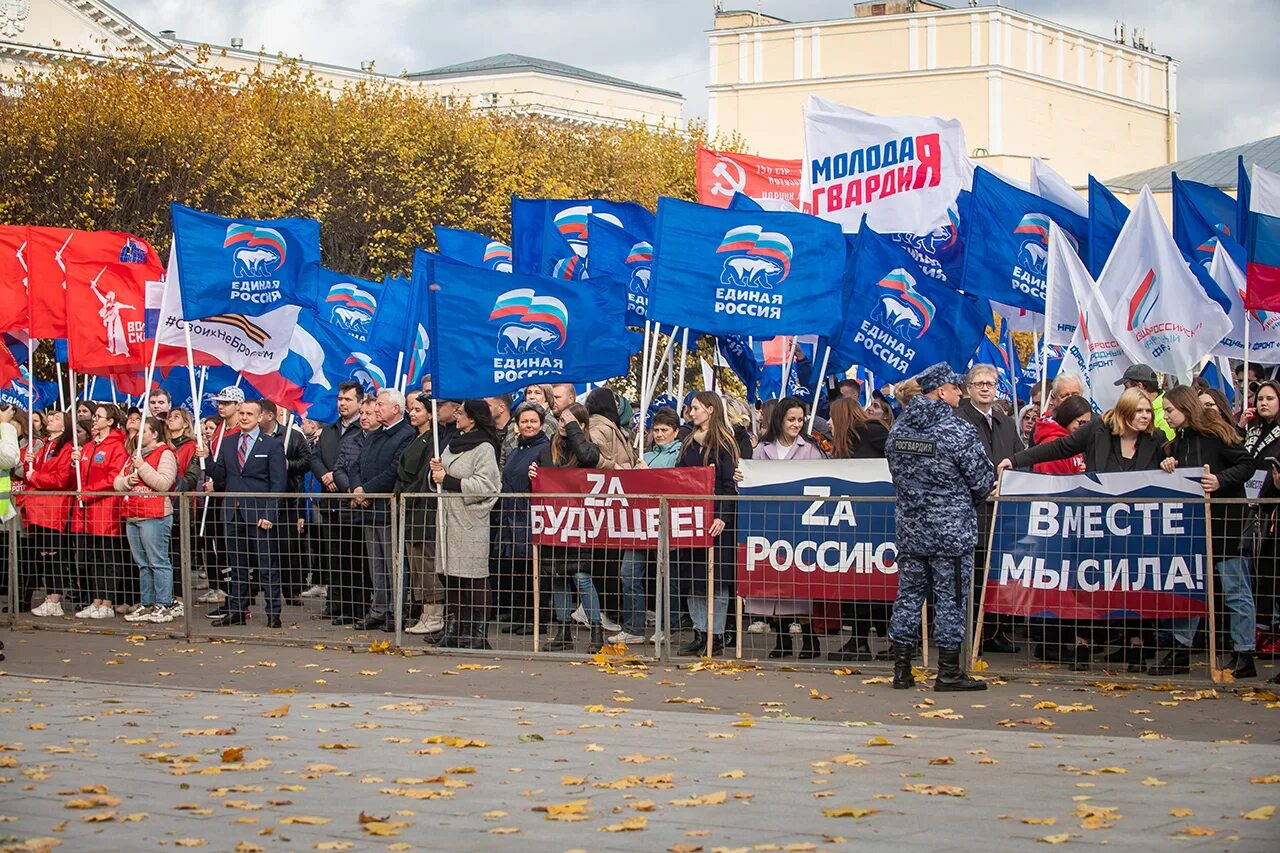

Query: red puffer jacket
[71,429,128,536]
[19,439,75,532]
[1031,417,1087,475]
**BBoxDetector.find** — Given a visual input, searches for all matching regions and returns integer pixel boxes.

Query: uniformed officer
[885,363,995,691]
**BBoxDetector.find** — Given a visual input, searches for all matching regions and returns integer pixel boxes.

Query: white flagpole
[25,337,34,468]
[195,365,208,417]
[675,328,690,406]
[139,274,168,432]
[68,368,83,493]
[779,336,793,398]
[807,345,831,435]
[393,351,405,396]
[56,359,65,410]
[1038,284,1053,416]
[635,320,654,453]
[1243,311,1252,413]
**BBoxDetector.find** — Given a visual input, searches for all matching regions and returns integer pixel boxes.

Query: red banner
[696,147,803,210]
[63,232,163,375]
[531,467,715,549]
[0,226,30,335]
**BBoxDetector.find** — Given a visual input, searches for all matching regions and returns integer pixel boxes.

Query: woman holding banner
[749,396,827,659]
[675,392,740,657]
[1152,386,1257,678]
[22,413,75,618]
[71,404,130,620]
[428,400,501,650]
[531,403,606,652]
[1001,388,1163,671]
[399,393,445,638]
[115,417,179,624]
[827,395,891,662]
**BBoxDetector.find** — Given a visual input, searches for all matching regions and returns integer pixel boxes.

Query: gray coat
[435,442,501,578]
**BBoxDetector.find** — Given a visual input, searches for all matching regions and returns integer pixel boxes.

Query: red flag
[63,232,163,375]
[0,341,20,388]
[696,146,803,210]
[26,226,80,339]
[0,226,30,334]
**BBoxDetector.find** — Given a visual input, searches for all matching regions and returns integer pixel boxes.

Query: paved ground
[1,629,1278,851]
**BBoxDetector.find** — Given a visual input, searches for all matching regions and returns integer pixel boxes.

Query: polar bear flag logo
[489,288,569,354]
[483,241,513,273]
[325,282,378,339]
[716,225,794,290]
[873,268,934,339]
[1013,213,1051,277]
[224,224,286,278]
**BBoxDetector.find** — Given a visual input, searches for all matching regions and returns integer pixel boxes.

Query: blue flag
[1168,175,1237,315]
[1087,176,1129,277]
[1199,359,1236,407]
[244,307,363,422]
[510,196,654,278]
[649,197,847,339]
[716,334,760,403]
[959,167,1089,312]
[586,216,653,327]
[364,274,413,391]
[403,253,438,390]
[171,202,322,320]
[316,267,383,346]
[434,226,513,272]
[1238,155,1252,247]
[426,256,631,399]
[837,224,990,385]
[889,191,968,288]
[157,365,240,420]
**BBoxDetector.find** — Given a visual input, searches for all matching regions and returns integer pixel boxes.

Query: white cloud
[110,0,1280,161]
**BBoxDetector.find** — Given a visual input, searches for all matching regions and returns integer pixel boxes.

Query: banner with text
[984,470,1208,620]
[531,467,714,549]
[697,147,803,211]
[736,459,899,601]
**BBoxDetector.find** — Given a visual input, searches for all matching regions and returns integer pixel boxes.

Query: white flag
[990,300,1042,333]
[1030,158,1088,218]
[1043,225,1084,346]
[802,96,968,234]
[155,243,299,373]
[1209,243,1280,363]
[1054,227,1130,412]
[700,357,715,391]
[1102,186,1232,377]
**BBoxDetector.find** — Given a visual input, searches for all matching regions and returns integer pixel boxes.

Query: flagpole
[68,368,83,494]
[196,366,208,417]
[1244,311,1252,414]
[392,352,404,396]
[56,359,65,410]
[635,320,654,453]
[1038,296,1052,415]
[675,328,690,406]
[711,336,719,393]
[140,274,169,436]
[807,345,831,435]
[25,337,35,472]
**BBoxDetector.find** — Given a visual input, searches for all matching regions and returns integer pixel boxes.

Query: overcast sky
[111,0,1279,161]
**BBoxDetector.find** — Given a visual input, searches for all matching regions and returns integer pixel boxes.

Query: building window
[479,92,498,107]
[441,95,454,108]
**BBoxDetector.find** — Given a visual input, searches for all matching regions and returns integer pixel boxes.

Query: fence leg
[735,596,743,659]
[7,517,18,628]
[1203,490,1219,683]
[969,486,1001,672]
[532,544,541,654]
[656,498,669,664]
[180,499,193,641]
[706,546,714,658]
[393,495,404,650]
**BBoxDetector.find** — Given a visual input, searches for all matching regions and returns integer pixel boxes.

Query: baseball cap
[213,386,246,403]
[1114,364,1159,387]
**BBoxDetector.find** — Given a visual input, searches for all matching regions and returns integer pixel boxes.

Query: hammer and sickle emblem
[709,156,747,198]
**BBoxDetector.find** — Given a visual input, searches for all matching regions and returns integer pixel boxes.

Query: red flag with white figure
[62,231,164,375]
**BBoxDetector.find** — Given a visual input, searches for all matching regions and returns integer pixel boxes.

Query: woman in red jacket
[21,413,75,617]
[71,404,130,620]
[1030,396,1093,475]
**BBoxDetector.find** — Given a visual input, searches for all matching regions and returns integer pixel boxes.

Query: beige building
[1,0,684,128]
[708,1,1177,186]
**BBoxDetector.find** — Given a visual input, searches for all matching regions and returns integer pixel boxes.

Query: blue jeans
[619,550,648,634]
[1159,557,1256,652]
[689,588,730,636]
[552,572,603,624]
[126,515,174,607]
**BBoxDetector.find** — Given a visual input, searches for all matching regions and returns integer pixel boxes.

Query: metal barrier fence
[7,490,1279,685]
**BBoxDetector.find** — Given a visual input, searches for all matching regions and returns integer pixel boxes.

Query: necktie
[238,434,251,470]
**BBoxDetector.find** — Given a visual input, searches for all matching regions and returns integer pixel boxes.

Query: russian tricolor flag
[1246,164,1280,310]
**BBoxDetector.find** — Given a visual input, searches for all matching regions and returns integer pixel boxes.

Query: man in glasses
[955,363,1024,656]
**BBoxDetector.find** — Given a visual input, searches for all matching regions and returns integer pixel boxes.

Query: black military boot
[828,635,875,662]
[1232,651,1257,681]
[429,611,461,648]
[543,622,574,652]
[587,625,606,654]
[678,630,707,656]
[891,641,915,689]
[1147,646,1190,676]
[934,647,987,691]
[768,633,792,659]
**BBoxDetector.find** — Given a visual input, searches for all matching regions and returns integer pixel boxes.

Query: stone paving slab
[0,677,1276,851]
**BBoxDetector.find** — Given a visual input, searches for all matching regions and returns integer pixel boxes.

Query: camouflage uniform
[886,386,995,650]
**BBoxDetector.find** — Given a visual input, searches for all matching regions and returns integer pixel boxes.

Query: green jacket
[1152,393,1175,441]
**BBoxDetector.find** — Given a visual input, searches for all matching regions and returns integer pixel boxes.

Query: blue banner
[736,459,899,601]
[1169,175,1236,314]
[986,470,1207,620]
[426,256,631,399]
[587,216,652,327]
[316,267,383,346]
[434,226,513,273]
[649,197,847,339]
[510,196,654,278]
[1087,176,1129,277]
[171,202,322,320]
[1238,155,1252,247]
[959,168,1089,312]
[835,224,989,385]
[365,273,413,389]
[716,334,760,403]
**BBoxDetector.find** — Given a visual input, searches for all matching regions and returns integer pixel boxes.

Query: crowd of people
[4,359,1278,683]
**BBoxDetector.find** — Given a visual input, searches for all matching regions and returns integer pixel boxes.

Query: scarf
[447,426,499,455]
[1244,421,1280,458]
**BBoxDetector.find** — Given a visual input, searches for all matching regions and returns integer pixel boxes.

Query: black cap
[1114,364,1159,386]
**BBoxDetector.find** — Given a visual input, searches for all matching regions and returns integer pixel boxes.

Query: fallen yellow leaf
[363,820,411,836]
[279,816,330,825]
[1242,805,1274,820]
[866,737,893,747]
[174,841,206,848]
[669,791,727,807]
[599,816,647,832]
[928,756,955,765]
[1021,817,1056,825]
[1251,775,1280,784]
[823,807,878,818]
[314,843,355,852]
[1178,826,1216,836]
[261,705,290,719]
[220,747,246,763]
[1169,807,1194,817]
[1037,833,1072,844]
[719,770,745,779]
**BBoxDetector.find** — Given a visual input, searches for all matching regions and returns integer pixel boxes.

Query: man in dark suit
[956,363,1025,655]
[351,388,414,631]
[208,399,287,628]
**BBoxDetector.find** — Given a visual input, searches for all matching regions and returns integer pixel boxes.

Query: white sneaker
[608,630,645,644]
[124,606,155,622]
[168,601,184,619]
[648,630,666,645]
[90,604,114,619]
[600,613,621,633]
[571,604,588,626]
[300,585,327,598]
[32,600,64,617]
[746,620,769,634]
[198,589,225,604]
[404,617,433,634]
[148,605,174,624]
[75,604,98,619]
[788,621,803,635]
